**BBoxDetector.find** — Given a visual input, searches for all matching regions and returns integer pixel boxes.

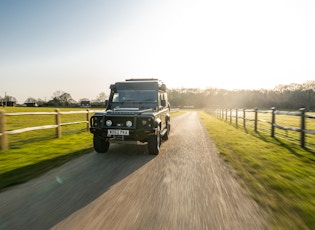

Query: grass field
[216,109,315,150]
[199,111,315,229]
[2,107,95,148]
[0,107,97,189]
[0,108,314,229]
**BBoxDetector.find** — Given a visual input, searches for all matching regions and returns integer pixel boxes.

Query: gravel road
[0,112,268,230]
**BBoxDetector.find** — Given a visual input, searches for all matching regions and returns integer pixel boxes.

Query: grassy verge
[199,111,315,229]
[0,131,93,191]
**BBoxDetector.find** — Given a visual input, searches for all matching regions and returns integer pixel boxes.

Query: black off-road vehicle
[90,78,171,155]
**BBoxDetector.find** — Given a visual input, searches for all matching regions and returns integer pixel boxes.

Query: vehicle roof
[112,78,166,91]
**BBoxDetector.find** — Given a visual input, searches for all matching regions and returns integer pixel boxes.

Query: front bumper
[90,127,155,143]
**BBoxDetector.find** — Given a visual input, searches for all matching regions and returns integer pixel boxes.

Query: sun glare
[91,0,312,91]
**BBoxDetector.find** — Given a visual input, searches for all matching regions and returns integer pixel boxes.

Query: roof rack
[125,78,158,81]
[123,78,166,91]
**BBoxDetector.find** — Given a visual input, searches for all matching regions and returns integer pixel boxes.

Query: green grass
[199,111,315,229]
[0,107,95,190]
[2,107,94,147]
[218,109,315,149]
[0,132,93,190]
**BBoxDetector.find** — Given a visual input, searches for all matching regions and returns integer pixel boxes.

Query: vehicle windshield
[111,90,157,109]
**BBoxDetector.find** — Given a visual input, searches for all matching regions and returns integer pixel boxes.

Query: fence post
[225,109,228,121]
[254,107,258,132]
[300,108,306,148]
[229,108,232,124]
[86,109,90,131]
[55,109,62,138]
[235,109,238,128]
[0,110,8,151]
[243,109,246,128]
[271,107,276,137]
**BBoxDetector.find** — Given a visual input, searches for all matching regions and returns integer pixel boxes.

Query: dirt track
[0,112,268,230]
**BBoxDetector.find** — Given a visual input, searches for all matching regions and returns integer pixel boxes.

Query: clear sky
[1,0,315,103]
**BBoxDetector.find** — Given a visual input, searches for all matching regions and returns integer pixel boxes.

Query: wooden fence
[208,107,315,149]
[0,109,100,151]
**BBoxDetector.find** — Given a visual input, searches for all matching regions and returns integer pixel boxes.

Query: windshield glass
[111,90,157,108]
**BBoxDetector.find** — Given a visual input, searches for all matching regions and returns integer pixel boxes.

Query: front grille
[105,116,136,128]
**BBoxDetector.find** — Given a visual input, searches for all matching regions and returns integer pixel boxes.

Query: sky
[1,0,315,103]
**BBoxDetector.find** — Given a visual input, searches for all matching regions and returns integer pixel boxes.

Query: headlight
[106,120,112,126]
[126,120,132,127]
[141,118,152,127]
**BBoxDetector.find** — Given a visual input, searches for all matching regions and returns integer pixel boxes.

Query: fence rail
[207,107,315,149]
[0,109,102,151]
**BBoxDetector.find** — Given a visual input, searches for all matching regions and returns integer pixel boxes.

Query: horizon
[1,79,314,104]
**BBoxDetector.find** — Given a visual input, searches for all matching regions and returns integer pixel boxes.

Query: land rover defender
[90,78,170,155]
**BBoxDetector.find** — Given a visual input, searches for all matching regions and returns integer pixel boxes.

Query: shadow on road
[0,144,155,230]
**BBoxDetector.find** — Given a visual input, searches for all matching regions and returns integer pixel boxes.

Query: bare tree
[92,92,108,107]
[49,91,75,107]
[25,97,37,103]
[94,92,108,103]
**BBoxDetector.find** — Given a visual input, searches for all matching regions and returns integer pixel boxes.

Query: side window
[112,93,119,102]
[164,93,168,104]
[158,92,162,107]
[158,91,168,109]
[159,92,168,108]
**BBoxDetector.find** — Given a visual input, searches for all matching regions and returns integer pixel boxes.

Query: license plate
[108,129,129,135]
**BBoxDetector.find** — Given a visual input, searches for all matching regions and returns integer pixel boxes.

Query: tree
[59,92,74,107]
[24,97,37,103]
[92,92,108,107]
[302,81,315,110]
[48,90,75,107]
[94,92,108,103]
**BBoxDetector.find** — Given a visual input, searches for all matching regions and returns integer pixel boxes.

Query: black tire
[93,135,110,153]
[148,127,161,155]
[162,121,171,140]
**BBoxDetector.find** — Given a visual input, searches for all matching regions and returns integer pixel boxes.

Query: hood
[106,107,154,115]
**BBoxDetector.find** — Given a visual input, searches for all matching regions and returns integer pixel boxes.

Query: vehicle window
[115,90,157,103]
[112,93,120,102]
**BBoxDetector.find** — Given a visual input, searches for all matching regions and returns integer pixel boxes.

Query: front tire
[162,121,170,140]
[148,127,161,155]
[93,135,110,153]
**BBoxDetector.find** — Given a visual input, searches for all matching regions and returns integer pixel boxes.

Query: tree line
[1,81,314,110]
[168,81,315,110]
[0,91,108,107]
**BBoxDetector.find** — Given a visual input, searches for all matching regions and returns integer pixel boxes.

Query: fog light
[126,120,132,127]
[106,120,112,126]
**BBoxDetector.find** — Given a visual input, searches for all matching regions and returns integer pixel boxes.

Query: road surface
[0,112,267,230]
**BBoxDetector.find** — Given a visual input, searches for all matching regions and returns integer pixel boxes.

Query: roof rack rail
[125,78,158,81]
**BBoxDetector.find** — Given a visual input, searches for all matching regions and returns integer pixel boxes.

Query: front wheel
[148,128,161,155]
[162,121,171,140]
[93,135,110,153]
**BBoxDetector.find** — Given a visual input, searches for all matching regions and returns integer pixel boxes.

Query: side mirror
[161,99,166,107]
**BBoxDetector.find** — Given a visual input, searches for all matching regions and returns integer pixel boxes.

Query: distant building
[80,100,91,107]
[24,102,38,107]
[1,99,16,107]
[6,101,16,106]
